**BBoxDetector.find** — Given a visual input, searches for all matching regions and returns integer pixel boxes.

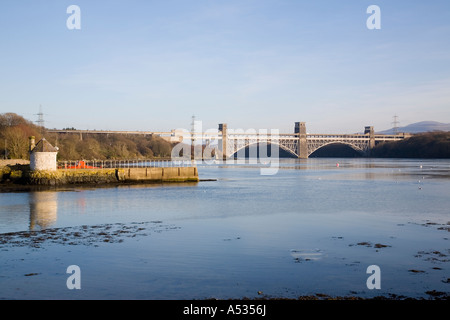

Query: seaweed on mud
[408,269,426,273]
[0,221,180,249]
[414,249,450,263]
[415,220,450,233]
[348,241,392,249]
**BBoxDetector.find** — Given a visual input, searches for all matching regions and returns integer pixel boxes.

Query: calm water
[0,158,449,299]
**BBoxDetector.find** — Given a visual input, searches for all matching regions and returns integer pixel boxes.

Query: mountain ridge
[377,121,450,134]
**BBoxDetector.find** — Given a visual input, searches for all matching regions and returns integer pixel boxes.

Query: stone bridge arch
[308,141,366,157]
[229,140,299,159]
[307,140,368,157]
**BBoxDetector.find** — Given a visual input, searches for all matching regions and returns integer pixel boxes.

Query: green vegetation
[1,113,175,160]
[371,131,450,158]
[0,164,30,184]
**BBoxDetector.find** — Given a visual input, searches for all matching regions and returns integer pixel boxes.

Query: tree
[0,113,27,129]
[3,126,29,159]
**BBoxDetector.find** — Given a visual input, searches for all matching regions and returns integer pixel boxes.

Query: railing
[307,134,407,140]
[58,159,196,169]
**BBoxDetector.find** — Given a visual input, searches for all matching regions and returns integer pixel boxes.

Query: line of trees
[371,131,450,158]
[0,113,175,160]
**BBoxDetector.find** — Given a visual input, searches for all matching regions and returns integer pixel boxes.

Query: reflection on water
[29,192,58,230]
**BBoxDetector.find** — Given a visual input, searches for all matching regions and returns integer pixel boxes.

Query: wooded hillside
[371,131,450,158]
[0,113,175,160]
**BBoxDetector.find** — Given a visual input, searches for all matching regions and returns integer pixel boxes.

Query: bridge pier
[295,122,308,159]
[218,123,227,160]
[364,126,375,156]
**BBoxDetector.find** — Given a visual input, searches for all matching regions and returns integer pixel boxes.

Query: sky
[1,0,449,134]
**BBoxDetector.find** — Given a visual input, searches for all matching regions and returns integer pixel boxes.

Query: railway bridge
[216,122,409,159]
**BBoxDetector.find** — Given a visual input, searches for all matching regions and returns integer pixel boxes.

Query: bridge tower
[218,123,227,160]
[364,126,375,151]
[295,122,308,159]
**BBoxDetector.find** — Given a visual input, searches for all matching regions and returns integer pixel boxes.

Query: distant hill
[378,121,450,134]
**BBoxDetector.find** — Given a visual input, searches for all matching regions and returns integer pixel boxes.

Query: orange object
[65,161,98,169]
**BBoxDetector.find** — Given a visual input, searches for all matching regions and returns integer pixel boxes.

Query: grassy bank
[28,168,122,185]
[0,164,123,186]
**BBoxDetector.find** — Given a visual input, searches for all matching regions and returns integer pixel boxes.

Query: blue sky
[1,0,449,134]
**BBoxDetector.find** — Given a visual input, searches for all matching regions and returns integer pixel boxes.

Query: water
[0,158,449,299]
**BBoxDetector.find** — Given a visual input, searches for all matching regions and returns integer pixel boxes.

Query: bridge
[48,122,410,159]
[215,122,409,159]
[47,129,181,143]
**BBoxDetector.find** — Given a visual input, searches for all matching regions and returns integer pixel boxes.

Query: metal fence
[57,159,196,169]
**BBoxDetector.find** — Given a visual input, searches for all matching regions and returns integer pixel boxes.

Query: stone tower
[29,138,58,171]
[218,123,227,160]
[364,126,375,150]
[295,122,308,159]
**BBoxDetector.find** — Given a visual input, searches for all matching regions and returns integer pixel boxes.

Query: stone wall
[28,169,120,185]
[0,159,30,167]
[123,167,198,182]
[1,166,198,186]
[30,152,57,171]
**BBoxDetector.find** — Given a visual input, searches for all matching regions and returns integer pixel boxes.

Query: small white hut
[29,137,58,171]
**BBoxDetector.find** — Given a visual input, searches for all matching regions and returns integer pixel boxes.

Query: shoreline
[1,163,200,190]
[0,178,216,193]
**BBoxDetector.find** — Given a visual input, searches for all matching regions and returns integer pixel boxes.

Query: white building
[29,137,58,171]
